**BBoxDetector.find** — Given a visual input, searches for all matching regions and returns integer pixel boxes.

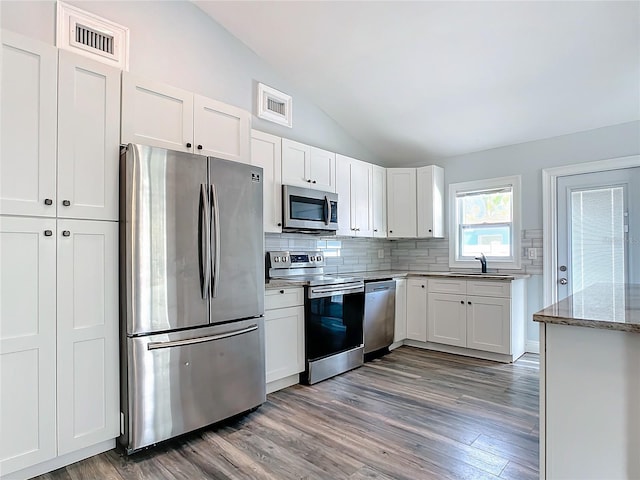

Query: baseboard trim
[266,373,300,394]
[526,340,540,354]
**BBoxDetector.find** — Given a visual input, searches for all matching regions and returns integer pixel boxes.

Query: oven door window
[306,292,364,361]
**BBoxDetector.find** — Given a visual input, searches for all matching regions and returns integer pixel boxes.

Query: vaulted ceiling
[195,1,640,164]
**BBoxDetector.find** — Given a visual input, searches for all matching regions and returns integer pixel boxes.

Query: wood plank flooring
[37,347,539,480]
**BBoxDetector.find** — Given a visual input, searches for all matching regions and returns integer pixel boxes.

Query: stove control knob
[316,255,322,262]
[282,256,288,262]
[309,256,315,261]
[274,256,280,262]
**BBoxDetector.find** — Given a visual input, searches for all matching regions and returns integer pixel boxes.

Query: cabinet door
[194,95,250,163]
[309,147,336,193]
[58,50,121,221]
[251,130,282,233]
[417,165,444,238]
[335,154,353,236]
[406,279,427,342]
[466,295,511,354]
[264,306,305,383]
[281,138,311,188]
[372,165,387,238]
[56,220,119,454]
[0,31,57,217]
[121,72,194,152]
[393,279,407,342]
[387,168,417,238]
[351,159,373,237]
[0,216,56,475]
[427,293,467,347]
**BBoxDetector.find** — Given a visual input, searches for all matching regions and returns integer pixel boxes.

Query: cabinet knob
[389,230,393,233]
[44,230,53,237]
[62,230,71,237]
[468,301,472,305]
[460,300,464,304]
[186,142,192,148]
[428,229,432,233]
[279,290,285,294]
[277,223,282,227]
[312,180,317,184]
[44,198,53,206]
[421,285,425,288]
[374,229,378,232]
[197,145,203,150]
[307,179,312,183]
[62,200,71,206]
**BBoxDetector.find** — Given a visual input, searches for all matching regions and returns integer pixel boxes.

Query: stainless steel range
[267,251,365,384]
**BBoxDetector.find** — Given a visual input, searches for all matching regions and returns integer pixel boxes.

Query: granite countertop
[533,284,640,333]
[265,279,307,290]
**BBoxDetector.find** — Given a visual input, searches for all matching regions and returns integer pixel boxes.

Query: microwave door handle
[199,184,211,299]
[324,195,330,226]
[210,183,221,298]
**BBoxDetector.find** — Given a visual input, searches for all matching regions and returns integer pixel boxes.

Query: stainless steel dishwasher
[363,279,396,357]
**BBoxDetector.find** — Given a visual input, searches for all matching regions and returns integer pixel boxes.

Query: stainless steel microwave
[282,185,338,233]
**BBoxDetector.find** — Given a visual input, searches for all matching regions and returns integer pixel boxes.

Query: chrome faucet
[475,253,487,273]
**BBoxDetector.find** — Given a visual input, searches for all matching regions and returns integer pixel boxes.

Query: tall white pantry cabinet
[0,31,120,478]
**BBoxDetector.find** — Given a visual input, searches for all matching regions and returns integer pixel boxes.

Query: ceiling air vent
[56,1,129,70]
[257,83,292,128]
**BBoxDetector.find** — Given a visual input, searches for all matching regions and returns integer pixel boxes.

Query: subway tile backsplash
[265,229,543,275]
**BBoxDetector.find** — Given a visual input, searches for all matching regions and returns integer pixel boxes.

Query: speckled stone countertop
[265,270,529,289]
[533,284,640,333]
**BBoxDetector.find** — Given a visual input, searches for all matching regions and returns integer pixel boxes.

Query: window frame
[449,175,522,270]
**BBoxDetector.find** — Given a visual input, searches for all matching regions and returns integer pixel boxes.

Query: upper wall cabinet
[281,139,336,192]
[0,32,120,221]
[336,154,373,237]
[1,31,58,217]
[372,165,387,238]
[251,130,282,233]
[387,166,444,239]
[58,50,121,221]
[417,165,444,238]
[121,73,251,164]
[387,168,417,238]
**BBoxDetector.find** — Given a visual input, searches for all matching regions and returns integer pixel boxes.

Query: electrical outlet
[378,248,385,259]
[528,248,537,260]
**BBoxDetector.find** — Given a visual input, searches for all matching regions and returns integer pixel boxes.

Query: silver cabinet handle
[199,184,211,299]
[210,183,221,298]
[147,325,258,350]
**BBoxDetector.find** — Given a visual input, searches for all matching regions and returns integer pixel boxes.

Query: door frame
[542,155,639,306]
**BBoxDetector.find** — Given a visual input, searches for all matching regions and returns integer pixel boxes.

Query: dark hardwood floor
[37,347,539,480]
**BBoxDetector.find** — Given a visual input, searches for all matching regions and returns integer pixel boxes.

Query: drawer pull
[280,290,285,294]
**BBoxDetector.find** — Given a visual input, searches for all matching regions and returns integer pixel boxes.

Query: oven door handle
[308,284,364,299]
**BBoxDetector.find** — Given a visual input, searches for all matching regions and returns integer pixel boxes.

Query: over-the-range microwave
[282,185,338,234]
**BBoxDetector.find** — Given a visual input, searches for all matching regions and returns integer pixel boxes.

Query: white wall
[0,0,382,164]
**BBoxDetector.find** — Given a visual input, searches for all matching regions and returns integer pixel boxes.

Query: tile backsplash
[265,229,543,275]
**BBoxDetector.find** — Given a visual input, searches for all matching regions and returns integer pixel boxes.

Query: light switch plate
[378,249,385,259]
[528,248,537,260]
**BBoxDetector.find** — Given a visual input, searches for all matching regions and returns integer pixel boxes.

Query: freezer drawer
[120,318,265,453]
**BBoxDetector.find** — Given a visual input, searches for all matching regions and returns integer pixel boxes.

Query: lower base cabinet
[393,279,407,343]
[264,287,305,393]
[406,279,427,342]
[0,216,119,478]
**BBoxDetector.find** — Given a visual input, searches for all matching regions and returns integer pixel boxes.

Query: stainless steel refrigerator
[119,144,265,454]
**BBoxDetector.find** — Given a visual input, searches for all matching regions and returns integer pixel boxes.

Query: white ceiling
[195,1,640,165]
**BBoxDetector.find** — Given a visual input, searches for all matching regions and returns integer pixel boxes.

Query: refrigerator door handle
[146,324,258,350]
[200,184,211,299]
[210,183,221,298]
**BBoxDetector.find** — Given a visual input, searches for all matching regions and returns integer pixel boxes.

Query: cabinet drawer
[428,279,466,295]
[265,287,304,310]
[466,281,511,298]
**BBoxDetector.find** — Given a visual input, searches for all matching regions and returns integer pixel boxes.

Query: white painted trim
[389,340,405,350]
[1,439,115,480]
[449,175,522,270]
[525,340,540,354]
[266,373,299,394]
[541,155,639,306]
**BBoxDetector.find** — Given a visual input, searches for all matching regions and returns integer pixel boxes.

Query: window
[449,176,521,269]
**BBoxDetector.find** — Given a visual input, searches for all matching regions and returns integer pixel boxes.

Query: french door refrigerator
[119,144,265,454]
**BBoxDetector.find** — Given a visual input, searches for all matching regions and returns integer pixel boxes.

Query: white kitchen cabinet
[56,220,119,455]
[427,279,522,357]
[264,287,305,393]
[251,130,282,233]
[393,278,407,343]
[372,165,387,238]
[387,168,417,238]
[1,31,58,217]
[406,278,428,342]
[416,165,444,238]
[428,292,467,347]
[57,50,121,221]
[121,73,250,163]
[336,154,373,236]
[281,139,336,192]
[0,217,57,476]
